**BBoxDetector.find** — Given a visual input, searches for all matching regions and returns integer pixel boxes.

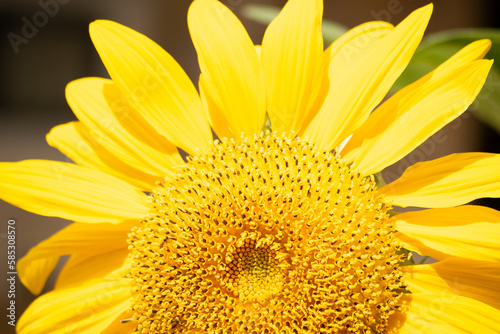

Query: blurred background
[1,0,499,333]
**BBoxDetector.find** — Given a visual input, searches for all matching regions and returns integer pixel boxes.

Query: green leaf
[240,4,348,44]
[393,29,500,134]
[471,65,500,133]
[419,29,500,61]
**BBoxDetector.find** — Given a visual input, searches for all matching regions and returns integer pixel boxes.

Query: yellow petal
[403,263,451,294]
[255,45,261,58]
[17,221,134,294]
[66,77,183,175]
[381,153,500,207]
[89,21,211,155]
[17,275,132,334]
[400,293,500,333]
[394,206,500,262]
[103,309,135,334]
[406,259,500,310]
[396,221,500,263]
[395,205,500,227]
[434,258,500,310]
[56,248,130,290]
[301,21,394,133]
[303,5,432,151]
[188,0,265,137]
[261,0,324,134]
[47,122,158,191]
[344,39,491,169]
[18,256,59,296]
[343,58,492,175]
[74,122,167,189]
[325,21,393,61]
[46,122,107,169]
[0,160,148,223]
[199,74,237,140]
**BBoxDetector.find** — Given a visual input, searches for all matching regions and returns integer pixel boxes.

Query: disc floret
[129,133,406,333]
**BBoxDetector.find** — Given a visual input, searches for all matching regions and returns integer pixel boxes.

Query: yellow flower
[1,0,499,332]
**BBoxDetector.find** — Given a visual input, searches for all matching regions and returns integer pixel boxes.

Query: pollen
[128,133,407,333]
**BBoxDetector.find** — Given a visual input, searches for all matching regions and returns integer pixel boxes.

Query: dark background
[1,1,499,333]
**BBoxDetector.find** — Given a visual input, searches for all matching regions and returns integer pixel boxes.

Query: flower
[1,0,500,332]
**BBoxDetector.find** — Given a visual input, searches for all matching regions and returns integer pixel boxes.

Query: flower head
[2,0,500,333]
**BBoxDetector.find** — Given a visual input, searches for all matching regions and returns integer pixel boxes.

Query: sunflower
[2,0,500,332]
